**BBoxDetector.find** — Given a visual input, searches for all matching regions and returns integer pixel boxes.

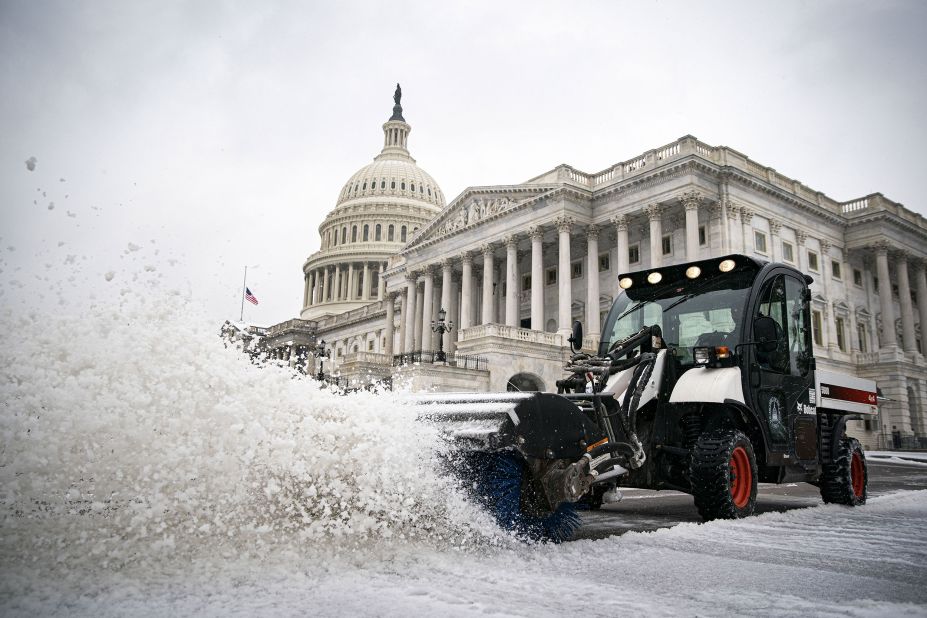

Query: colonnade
[303,260,388,308]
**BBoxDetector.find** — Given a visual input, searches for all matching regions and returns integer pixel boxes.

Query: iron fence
[391,350,488,371]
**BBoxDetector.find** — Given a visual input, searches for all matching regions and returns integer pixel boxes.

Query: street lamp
[430,307,454,362]
[314,339,330,381]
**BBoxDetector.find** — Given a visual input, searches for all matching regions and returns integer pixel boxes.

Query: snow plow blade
[407,391,607,460]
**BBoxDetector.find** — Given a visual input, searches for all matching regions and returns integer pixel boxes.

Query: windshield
[600,269,756,365]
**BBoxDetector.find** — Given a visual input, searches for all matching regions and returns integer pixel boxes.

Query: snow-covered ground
[2,492,926,617]
[2,247,926,617]
[867,452,927,467]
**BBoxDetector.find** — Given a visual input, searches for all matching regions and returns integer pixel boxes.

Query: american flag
[245,287,259,305]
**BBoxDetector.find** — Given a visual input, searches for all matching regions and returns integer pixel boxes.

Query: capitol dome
[300,85,445,320]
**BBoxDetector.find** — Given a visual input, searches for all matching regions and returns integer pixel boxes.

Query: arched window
[352,226,358,242]
[391,180,396,189]
[400,225,407,242]
[381,180,385,189]
[410,183,415,192]
[412,226,418,234]
[362,181,367,190]
[388,224,395,241]
[363,224,369,241]
[427,187,432,196]
[375,224,382,241]
[401,181,406,190]
[341,227,347,244]
[326,230,331,247]
[332,229,337,246]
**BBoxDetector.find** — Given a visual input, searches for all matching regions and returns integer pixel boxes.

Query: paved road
[575,459,927,540]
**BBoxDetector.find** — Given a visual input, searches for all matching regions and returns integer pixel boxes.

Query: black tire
[820,437,867,506]
[690,428,758,520]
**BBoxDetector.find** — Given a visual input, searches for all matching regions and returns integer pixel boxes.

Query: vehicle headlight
[719,259,736,273]
[685,266,701,279]
[619,277,633,289]
[647,271,662,284]
[694,347,711,365]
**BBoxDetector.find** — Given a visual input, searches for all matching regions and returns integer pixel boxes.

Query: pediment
[406,194,524,249]
[855,306,871,320]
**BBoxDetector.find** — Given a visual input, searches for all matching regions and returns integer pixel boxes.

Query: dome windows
[400,225,407,242]
[391,180,396,189]
[362,181,367,190]
[381,180,385,189]
[401,181,406,191]
[363,224,369,241]
[352,225,358,242]
[388,224,395,241]
[375,224,382,241]
[410,183,415,192]
[341,227,347,244]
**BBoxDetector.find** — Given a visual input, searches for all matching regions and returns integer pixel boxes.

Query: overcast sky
[2,0,925,325]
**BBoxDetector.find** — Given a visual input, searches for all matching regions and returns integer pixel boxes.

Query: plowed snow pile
[0,259,504,579]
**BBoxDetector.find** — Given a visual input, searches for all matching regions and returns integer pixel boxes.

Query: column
[505,236,518,327]
[875,243,896,348]
[322,267,330,302]
[441,260,453,351]
[378,262,386,300]
[586,225,600,338]
[303,273,311,307]
[530,226,544,330]
[557,215,573,336]
[897,253,917,352]
[683,192,701,261]
[481,244,494,324]
[613,215,629,273]
[770,220,782,262]
[421,267,435,350]
[403,274,417,353]
[821,241,838,352]
[399,287,408,354]
[863,257,879,352]
[797,232,808,274]
[414,283,424,350]
[916,260,927,355]
[460,252,473,330]
[442,271,460,353]
[347,263,356,301]
[384,293,395,359]
[362,262,370,301]
[727,202,740,253]
[718,176,731,253]
[741,208,754,255]
[647,204,662,267]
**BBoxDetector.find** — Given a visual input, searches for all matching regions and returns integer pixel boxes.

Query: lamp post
[430,307,454,362]
[314,339,330,381]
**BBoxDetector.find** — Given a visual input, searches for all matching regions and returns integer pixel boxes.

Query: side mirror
[568,320,584,352]
[754,315,779,354]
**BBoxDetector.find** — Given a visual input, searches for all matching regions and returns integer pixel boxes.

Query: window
[808,251,819,272]
[388,225,395,241]
[401,182,405,190]
[599,253,610,272]
[545,267,557,285]
[629,244,640,264]
[782,241,794,263]
[853,269,862,286]
[522,274,531,291]
[662,234,672,256]
[341,227,347,244]
[698,225,707,246]
[835,316,846,351]
[362,181,367,190]
[351,226,358,242]
[363,225,369,241]
[381,181,386,189]
[755,275,790,373]
[368,339,374,351]
[375,224,381,241]
[857,324,867,353]
[831,260,841,280]
[391,181,396,189]
[754,230,768,254]
[410,183,415,192]
[571,260,583,279]
[812,310,823,346]
[400,225,407,242]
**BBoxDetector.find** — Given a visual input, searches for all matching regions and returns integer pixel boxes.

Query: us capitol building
[257,85,927,451]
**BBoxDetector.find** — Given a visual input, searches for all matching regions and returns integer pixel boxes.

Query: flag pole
[240,266,248,322]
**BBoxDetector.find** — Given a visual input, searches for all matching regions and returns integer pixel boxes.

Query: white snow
[1,244,926,617]
[867,452,927,468]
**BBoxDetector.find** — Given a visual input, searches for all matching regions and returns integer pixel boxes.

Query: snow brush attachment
[460,451,580,543]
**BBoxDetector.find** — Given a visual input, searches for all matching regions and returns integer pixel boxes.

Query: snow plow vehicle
[413,254,878,541]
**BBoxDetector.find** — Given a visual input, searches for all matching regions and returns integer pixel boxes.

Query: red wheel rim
[851,451,865,498]
[729,446,752,509]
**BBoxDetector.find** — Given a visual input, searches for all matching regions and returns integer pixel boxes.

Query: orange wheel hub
[729,446,752,509]
[851,451,865,498]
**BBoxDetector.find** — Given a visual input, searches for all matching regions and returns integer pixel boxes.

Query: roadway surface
[575,458,927,540]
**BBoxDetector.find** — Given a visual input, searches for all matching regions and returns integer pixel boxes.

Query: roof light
[619,277,633,289]
[685,266,701,279]
[719,259,736,273]
[647,271,662,285]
